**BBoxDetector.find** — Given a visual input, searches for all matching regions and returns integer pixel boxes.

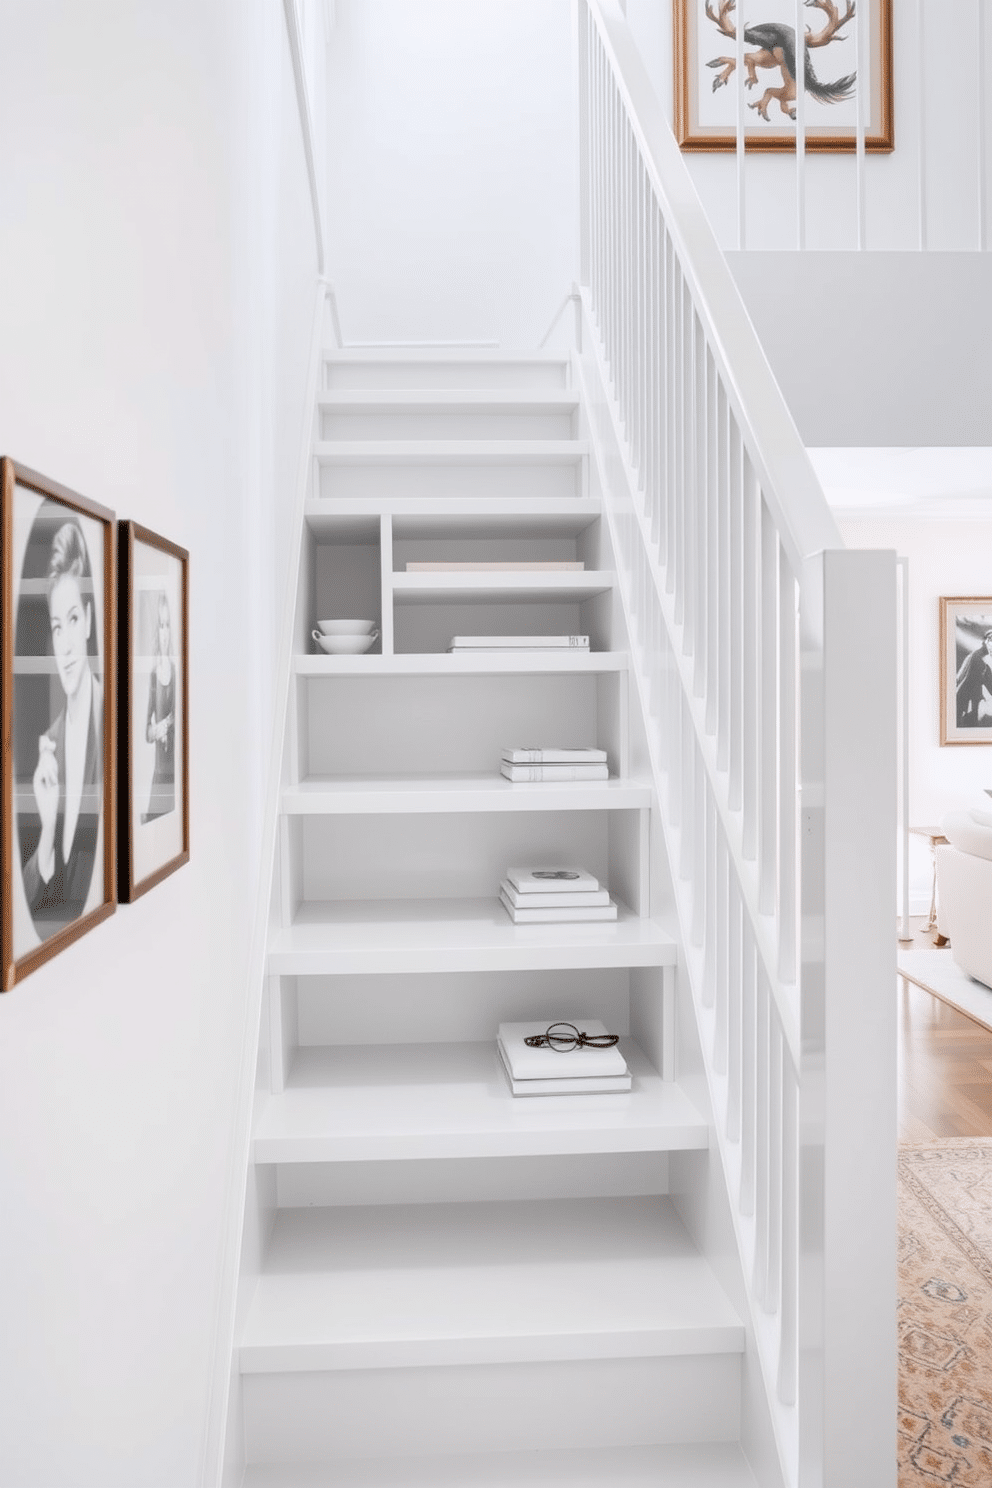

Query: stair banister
[575,3,897,1484]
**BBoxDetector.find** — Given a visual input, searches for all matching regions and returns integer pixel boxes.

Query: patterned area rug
[899,1141,992,1484]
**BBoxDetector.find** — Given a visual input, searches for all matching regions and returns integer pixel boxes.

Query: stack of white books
[497,1020,631,1096]
[501,746,608,783]
[447,634,590,654]
[499,865,618,923]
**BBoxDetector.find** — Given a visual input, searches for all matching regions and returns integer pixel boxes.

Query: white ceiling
[809,448,992,519]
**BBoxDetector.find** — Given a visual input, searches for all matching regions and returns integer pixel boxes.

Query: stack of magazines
[447,634,590,653]
[501,746,608,783]
[497,1020,631,1096]
[499,865,617,923]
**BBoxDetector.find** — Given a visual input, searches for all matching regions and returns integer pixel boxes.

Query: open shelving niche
[265,466,689,1165]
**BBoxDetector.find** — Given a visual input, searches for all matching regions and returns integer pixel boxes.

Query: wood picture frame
[675,0,894,153]
[940,597,992,746]
[117,522,189,901]
[1,459,116,990]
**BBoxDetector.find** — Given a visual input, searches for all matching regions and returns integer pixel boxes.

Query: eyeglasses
[523,1021,620,1052]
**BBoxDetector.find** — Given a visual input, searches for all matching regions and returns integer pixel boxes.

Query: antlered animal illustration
[706,0,856,122]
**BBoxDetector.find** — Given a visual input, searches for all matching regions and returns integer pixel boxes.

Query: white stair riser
[245,1442,761,1488]
[321,410,576,441]
[319,463,581,502]
[294,812,616,903]
[323,360,569,392]
[304,672,611,777]
[295,966,633,1045]
[272,1152,671,1208]
[243,1354,741,1464]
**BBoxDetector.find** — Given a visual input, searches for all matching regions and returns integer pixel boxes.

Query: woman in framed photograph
[21,518,103,931]
[143,591,176,823]
[956,627,992,729]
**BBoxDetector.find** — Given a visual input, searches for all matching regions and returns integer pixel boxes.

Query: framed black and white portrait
[941,597,992,746]
[117,522,189,900]
[1,459,116,990]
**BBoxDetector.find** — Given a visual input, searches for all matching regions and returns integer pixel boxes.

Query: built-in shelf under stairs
[229,350,760,1487]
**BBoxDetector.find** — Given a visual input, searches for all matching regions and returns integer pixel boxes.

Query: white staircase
[228,350,761,1486]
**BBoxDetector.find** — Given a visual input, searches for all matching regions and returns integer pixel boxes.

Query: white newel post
[801,548,897,1488]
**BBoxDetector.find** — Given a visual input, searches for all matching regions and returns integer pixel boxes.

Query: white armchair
[935,809,992,991]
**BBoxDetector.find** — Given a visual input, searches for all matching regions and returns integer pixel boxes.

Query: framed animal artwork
[0,458,116,990]
[675,0,893,152]
[940,597,992,746]
[117,522,190,900]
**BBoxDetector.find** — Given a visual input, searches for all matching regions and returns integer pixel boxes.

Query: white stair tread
[239,1196,744,1372]
[268,898,676,975]
[243,1443,759,1487]
[318,391,579,412]
[391,570,612,602]
[295,651,627,676]
[281,774,650,814]
[254,1040,706,1163]
[305,497,600,534]
[323,350,570,363]
[315,440,587,465]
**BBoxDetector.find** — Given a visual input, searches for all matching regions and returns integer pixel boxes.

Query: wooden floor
[898,917,992,1142]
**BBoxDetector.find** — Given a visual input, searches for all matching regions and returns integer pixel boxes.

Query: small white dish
[315,618,377,636]
[313,630,379,655]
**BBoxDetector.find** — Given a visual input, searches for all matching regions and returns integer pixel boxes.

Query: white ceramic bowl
[315,618,377,636]
[313,632,377,655]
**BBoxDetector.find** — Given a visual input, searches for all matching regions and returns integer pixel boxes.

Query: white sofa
[935,808,992,991]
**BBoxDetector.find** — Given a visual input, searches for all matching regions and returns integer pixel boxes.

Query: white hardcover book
[502,746,608,765]
[407,561,585,572]
[501,764,609,783]
[496,1039,632,1097]
[498,1020,629,1080]
[447,635,589,650]
[499,889,618,923]
[505,865,601,894]
[499,878,612,909]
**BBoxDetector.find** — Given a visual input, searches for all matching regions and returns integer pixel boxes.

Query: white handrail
[283,0,326,275]
[577,4,897,1483]
[586,1,840,600]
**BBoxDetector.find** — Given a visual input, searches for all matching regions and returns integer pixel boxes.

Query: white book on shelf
[499,878,612,909]
[447,635,589,650]
[505,865,601,894]
[496,1039,632,1096]
[498,1020,629,1080]
[501,763,609,783]
[407,561,585,572]
[499,889,618,923]
[502,746,608,765]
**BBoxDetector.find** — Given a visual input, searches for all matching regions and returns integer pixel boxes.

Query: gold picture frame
[940,597,992,746]
[675,0,893,153]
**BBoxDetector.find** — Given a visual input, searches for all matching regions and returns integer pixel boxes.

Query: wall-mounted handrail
[283,0,326,274]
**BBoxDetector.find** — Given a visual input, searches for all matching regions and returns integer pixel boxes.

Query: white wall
[727,252,992,446]
[837,513,992,912]
[624,0,992,252]
[0,4,320,1484]
[325,0,578,348]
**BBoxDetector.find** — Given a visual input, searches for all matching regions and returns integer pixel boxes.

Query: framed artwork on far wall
[940,597,992,746]
[1,458,116,990]
[117,522,189,900]
[674,0,894,153]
